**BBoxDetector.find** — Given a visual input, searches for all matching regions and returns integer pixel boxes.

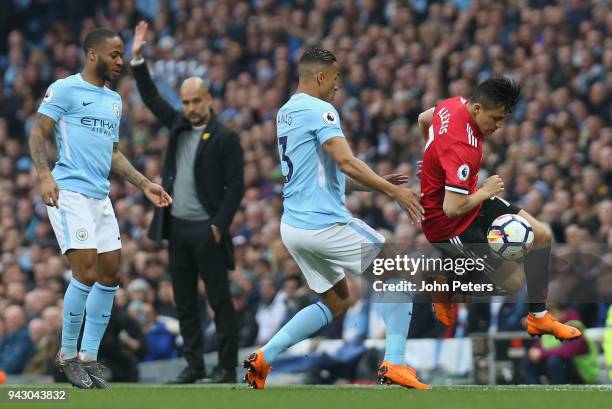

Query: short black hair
[83,28,120,53]
[471,76,521,113]
[298,47,337,78]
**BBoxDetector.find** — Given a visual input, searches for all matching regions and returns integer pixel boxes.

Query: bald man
[131,21,244,384]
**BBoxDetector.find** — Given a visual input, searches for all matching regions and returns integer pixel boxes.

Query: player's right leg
[243,280,347,389]
[243,222,349,389]
[430,197,523,327]
[47,190,99,389]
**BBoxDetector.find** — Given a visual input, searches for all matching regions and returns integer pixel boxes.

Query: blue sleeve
[313,104,345,145]
[37,80,72,122]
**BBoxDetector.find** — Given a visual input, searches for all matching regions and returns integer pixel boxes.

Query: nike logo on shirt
[82,101,94,106]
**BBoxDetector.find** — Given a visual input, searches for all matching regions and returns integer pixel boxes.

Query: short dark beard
[95,58,111,84]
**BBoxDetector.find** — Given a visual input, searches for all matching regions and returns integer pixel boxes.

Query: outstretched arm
[111,144,172,207]
[29,113,59,207]
[346,173,410,193]
[323,137,423,223]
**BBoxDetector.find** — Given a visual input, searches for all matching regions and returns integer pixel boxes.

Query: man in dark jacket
[131,22,244,383]
[0,305,35,374]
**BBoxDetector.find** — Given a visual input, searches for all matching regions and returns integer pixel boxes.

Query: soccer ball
[487,214,534,261]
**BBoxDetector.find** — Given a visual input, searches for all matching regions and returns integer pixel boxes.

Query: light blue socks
[261,301,333,363]
[79,282,118,361]
[376,279,413,365]
[61,278,92,359]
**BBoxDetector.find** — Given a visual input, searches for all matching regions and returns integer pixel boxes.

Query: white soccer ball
[487,214,534,261]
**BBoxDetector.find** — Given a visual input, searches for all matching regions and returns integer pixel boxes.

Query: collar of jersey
[77,73,109,91]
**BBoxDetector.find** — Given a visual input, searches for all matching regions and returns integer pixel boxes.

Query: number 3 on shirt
[278,136,294,183]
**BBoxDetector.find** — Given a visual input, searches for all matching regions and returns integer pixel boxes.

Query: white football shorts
[281,218,385,293]
[47,190,121,254]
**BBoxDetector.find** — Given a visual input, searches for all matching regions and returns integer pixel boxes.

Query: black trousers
[168,216,238,371]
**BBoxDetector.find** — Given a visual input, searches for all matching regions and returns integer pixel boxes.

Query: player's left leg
[347,223,429,389]
[78,196,122,388]
[490,261,525,293]
[430,197,525,327]
[77,249,119,389]
[517,210,553,313]
[373,263,430,390]
[518,210,581,340]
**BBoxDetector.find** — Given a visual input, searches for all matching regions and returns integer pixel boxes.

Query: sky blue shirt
[276,93,352,229]
[37,74,122,199]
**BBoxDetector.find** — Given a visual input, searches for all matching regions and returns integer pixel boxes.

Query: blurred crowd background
[0,0,610,384]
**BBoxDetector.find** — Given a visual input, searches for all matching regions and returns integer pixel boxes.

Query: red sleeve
[440,142,479,195]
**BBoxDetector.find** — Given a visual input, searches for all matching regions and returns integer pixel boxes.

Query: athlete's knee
[328,297,351,319]
[96,250,121,286]
[97,271,120,287]
[70,254,98,285]
[518,210,552,248]
[73,268,97,286]
[532,221,552,248]
[502,272,525,293]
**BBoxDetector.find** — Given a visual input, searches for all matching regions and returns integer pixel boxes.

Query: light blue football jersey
[37,74,122,199]
[276,93,352,229]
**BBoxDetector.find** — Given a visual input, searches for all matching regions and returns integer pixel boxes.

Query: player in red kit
[418,77,581,341]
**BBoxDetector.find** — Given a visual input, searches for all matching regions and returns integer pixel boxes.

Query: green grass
[1,384,611,409]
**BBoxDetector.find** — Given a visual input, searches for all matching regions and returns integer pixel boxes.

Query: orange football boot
[377,361,431,390]
[243,349,271,389]
[526,312,582,341]
[430,276,457,327]
[432,302,457,327]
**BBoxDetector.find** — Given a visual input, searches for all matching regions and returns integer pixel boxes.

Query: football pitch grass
[1,384,611,409]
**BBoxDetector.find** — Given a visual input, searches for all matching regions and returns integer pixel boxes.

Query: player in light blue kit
[243,48,429,390]
[28,28,172,389]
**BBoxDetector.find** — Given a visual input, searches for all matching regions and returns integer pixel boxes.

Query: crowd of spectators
[0,0,610,383]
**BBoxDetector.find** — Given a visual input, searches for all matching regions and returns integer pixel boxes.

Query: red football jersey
[420,96,484,242]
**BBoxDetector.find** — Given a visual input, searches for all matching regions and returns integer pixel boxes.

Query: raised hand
[133,21,148,60]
